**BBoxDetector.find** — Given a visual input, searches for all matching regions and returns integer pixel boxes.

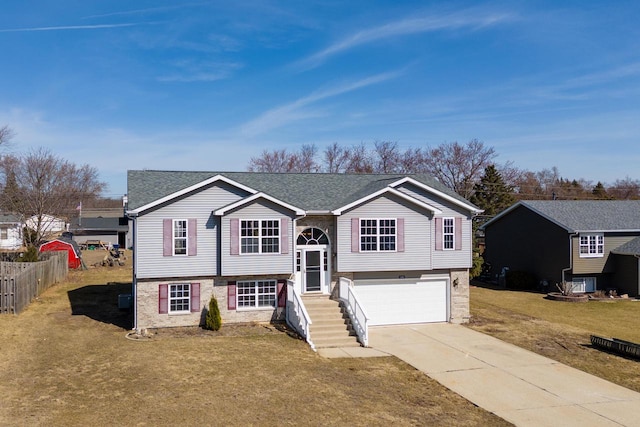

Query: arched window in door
[297,228,329,245]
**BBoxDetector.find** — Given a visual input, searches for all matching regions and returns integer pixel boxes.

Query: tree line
[247,140,640,216]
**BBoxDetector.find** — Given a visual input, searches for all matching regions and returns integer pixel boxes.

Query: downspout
[636,255,640,297]
[562,232,579,284]
[127,211,138,332]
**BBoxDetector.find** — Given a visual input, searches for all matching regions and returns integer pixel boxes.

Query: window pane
[237,280,276,308]
[174,220,188,255]
[169,284,190,312]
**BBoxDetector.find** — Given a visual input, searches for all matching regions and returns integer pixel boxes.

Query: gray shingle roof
[127,170,474,212]
[521,200,640,232]
[611,236,640,256]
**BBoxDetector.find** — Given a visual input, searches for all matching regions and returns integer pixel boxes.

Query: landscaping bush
[505,270,537,290]
[204,296,222,331]
[19,246,40,262]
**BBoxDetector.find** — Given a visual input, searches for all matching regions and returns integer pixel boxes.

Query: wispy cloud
[0,23,138,33]
[157,60,243,82]
[81,2,210,20]
[239,70,404,137]
[296,9,515,70]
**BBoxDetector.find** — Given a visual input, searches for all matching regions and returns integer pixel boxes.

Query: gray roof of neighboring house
[611,236,640,256]
[69,216,128,232]
[0,213,21,224]
[485,200,640,232]
[127,170,476,212]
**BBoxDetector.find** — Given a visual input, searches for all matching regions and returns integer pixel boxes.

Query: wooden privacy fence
[0,252,69,314]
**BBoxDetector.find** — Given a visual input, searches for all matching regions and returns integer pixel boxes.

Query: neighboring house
[0,213,23,250]
[69,208,128,248]
[127,171,482,343]
[482,200,640,296]
[25,214,67,237]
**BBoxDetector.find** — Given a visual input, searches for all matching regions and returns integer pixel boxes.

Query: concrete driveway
[369,323,640,427]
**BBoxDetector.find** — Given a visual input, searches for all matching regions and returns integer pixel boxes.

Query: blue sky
[1,1,639,197]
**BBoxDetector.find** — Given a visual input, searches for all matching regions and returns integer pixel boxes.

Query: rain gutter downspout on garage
[562,232,579,285]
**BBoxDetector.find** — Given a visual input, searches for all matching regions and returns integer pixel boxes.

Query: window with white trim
[240,220,280,254]
[360,219,396,252]
[169,283,190,313]
[173,220,187,255]
[443,217,454,250]
[0,227,8,240]
[237,280,277,308]
[579,234,604,257]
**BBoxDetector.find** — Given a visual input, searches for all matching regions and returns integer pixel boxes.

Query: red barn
[39,238,82,269]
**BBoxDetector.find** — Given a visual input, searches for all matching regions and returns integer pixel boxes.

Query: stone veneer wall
[136,276,287,332]
[449,269,470,324]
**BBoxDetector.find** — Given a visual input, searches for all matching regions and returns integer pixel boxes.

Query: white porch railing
[338,277,369,347]
[285,280,314,350]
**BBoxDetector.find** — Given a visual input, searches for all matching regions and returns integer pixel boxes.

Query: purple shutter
[397,218,405,252]
[188,219,197,256]
[163,219,172,256]
[435,218,443,251]
[455,217,462,251]
[159,284,168,314]
[280,218,289,254]
[277,280,287,308]
[227,281,237,310]
[351,218,360,252]
[190,283,200,312]
[230,218,239,255]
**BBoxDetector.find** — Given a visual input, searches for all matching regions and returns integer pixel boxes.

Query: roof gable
[214,192,305,216]
[127,170,478,215]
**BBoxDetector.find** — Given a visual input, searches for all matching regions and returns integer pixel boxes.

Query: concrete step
[313,335,361,348]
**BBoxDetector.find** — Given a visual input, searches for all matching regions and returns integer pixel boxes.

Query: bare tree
[0,148,106,246]
[0,125,14,147]
[247,149,294,172]
[373,141,401,173]
[399,147,426,173]
[323,142,351,173]
[422,139,496,198]
[292,144,319,173]
[247,145,319,173]
[607,177,640,200]
[345,142,374,173]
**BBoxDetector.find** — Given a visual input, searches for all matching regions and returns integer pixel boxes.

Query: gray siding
[397,183,473,269]
[220,200,295,276]
[135,183,246,279]
[337,194,432,272]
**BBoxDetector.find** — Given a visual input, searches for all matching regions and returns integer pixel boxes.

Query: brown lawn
[468,283,640,393]
[0,254,510,427]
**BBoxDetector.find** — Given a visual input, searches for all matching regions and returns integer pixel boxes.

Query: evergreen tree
[592,181,609,199]
[470,165,516,217]
[204,296,222,331]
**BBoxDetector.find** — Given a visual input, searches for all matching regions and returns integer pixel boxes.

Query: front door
[303,248,323,292]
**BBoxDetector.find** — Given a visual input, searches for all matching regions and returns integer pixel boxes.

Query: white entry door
[300,247,328,293]
[354,279,448,325]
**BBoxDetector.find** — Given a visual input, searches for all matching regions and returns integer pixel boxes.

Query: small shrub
[505,270,537,290]
[19,246,40,262]
[555,281,573,296]
[204,296,222,331]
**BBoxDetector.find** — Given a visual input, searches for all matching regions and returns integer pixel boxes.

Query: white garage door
[354,279,447,326]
